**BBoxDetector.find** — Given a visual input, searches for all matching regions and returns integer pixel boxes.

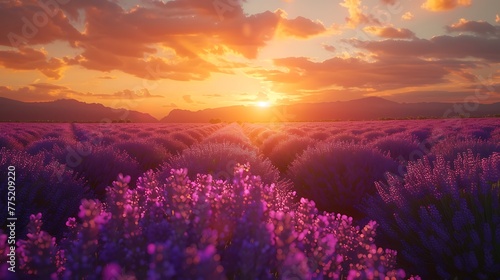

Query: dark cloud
[350,35,500,62]
[383,90,500,103]
[446,18,499,36]
[0,0,82,47]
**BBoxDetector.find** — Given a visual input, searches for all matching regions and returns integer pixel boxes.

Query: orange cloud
[73,45,220,81]
[421,0,472,12]
[0,47,65,79]
[401,12,414,20]
[0,0,327,80]
[0,83,83,102]
[277,14,327,38]
[363,26,416,39]
[340,0,381,28]
[249,55,473,94]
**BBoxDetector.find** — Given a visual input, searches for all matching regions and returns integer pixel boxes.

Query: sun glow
[257,101,271,108]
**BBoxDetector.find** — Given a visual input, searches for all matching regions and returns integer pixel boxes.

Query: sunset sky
[0,0,499,119]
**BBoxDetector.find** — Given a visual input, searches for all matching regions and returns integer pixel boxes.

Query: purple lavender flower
[288,142,398,219]
[362,152,500,278]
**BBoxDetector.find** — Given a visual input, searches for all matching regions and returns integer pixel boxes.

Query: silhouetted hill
[0,98,158,122]
[2,97,498,123]
[161,97,500,122]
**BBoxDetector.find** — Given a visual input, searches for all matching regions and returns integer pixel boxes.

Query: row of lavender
[0,118,499,279]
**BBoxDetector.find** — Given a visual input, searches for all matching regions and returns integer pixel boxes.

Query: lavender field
[1,118,500,279]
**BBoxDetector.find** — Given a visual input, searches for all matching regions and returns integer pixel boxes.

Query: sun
[257,101,271,108]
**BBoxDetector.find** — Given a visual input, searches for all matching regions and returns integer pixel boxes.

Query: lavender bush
[0,135,22,150]
[361,151,500,278]
[170,131,198,147]
[202,124,255,151]
[268,135,313,173]
[309,131,331,141]
[149,136,188,155]
[285,127,307,137]
[463,127,492,140]
[490,128,500,142]
[330,133,361,144]
[288,142,398,219]
[328,128,347,136]
[430,137,500,161]
[26,137,71,155]
[11,165,411,279]
[409,127,432,142]
[16,213,63,279]
[50,145,141,198]
[11,131,39,147]
[185,128,207,142]
[0,148,90,239]
[260,133,289,156]
[384,126,407,135]
[160,142,280,183]
[112,140,171,171]
[372,134,422,162]
[361,131,386,142]
[243,124,269,143]
[117,133,133,140]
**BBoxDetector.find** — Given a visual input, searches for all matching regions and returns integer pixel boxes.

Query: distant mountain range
[161,97,500,122]
[1,97,499,123]
[0,97,157,122]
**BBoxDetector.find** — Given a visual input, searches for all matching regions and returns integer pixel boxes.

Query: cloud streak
[351,35,500,62]
[250,55,473,94]
[363,26,416,39]
[421,0,472,12]
[0,83,163,102]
